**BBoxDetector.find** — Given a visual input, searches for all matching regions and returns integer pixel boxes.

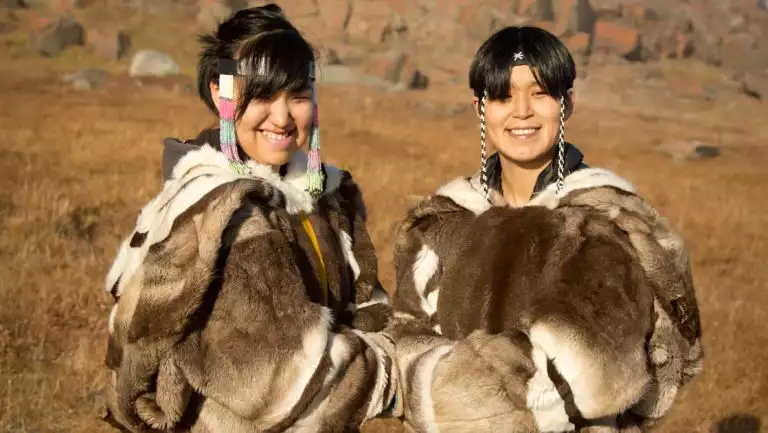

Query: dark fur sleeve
[391,207,433,322]
[336,171,392,332]
[390,195,466,324]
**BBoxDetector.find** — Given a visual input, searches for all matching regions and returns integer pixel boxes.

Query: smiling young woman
[99,4,400,432]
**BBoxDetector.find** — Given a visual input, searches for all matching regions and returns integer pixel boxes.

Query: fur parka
[100,146,400,432]
[388,167,703,433]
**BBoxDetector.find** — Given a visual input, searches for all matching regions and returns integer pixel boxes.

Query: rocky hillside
[3,0,767,98]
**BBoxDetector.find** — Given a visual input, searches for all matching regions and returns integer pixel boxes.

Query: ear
[563,88,575,121]
[472,96,481,120]
[209,80,221,113]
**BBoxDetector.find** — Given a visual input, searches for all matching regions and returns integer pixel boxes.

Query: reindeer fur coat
[100,145,399,432]
[388,167,703,433]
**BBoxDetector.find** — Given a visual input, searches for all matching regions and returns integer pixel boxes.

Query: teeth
[510,128,537,135]
[263,131,290,140]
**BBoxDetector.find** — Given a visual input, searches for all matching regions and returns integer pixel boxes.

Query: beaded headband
[216,57,324,197]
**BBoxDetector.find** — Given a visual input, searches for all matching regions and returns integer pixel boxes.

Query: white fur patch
[352,329,391,420]
[433,168,637,216]
[291,331,353,427]
[339,230,361,281]
[394,311,417,321]
[529,322,648,419]
[350,287,390,311]
[413,245,440,316]
[436,177,492,215]
[528,168,637,208]
[530,323,599,418]
[282,154,344,205]
[410,344,455,433]
[426,290,439,316]
[104,238,130,296]
[526,346,574,432]
[108,303,118,334]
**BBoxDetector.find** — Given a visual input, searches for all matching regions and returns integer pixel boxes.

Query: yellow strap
[299,212,329,306]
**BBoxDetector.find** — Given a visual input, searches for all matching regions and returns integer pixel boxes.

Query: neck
[499,151,552,207]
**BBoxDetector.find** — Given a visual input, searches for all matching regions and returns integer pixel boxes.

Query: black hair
[469,26,576,111]
[196,3,316,120]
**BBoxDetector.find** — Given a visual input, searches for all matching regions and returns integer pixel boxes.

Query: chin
[497,147,552,165]
[263,152,294,167]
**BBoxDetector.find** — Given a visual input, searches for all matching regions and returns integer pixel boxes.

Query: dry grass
[1,5,767,433]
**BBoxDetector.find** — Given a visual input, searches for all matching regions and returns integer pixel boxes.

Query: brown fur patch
[390,183,703,429]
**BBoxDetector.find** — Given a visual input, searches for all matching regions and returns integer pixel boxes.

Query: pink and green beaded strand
[217,67,249,175]
[305,61,324,198]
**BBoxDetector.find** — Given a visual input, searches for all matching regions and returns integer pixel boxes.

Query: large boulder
[128,50,180,78]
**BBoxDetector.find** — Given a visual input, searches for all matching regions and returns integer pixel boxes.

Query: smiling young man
[470,25,588,207]
[385,25,703,433]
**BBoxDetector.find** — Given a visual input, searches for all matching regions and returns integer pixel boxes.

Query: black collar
[486,142,588,199]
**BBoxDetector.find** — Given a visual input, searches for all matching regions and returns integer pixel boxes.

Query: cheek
[292,103,314,132]
[533,99,562,126]
[484,105,508,129]
[236,103,268,131]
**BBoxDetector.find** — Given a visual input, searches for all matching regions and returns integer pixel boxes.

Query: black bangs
[469,26,575,106]
[235,30,315,119]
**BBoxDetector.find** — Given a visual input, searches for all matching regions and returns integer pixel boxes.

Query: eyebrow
[510,79,543,89]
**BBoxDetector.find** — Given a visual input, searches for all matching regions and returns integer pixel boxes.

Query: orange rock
[565,31,591,54]
[593,20,642,59]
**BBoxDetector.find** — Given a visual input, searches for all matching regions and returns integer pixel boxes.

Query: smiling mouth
[260,129,295,141]
[506,127,541,138]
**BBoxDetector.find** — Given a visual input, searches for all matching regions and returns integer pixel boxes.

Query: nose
[268,95,292,129]
[511,93,533,119]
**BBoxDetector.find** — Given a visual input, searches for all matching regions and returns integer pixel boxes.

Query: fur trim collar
[436,168,637,214]
[104,145,344,296]
[169,144,344,213]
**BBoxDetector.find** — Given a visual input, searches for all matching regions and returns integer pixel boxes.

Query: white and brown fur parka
[388,167,703,433]
[100,145,399,432]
